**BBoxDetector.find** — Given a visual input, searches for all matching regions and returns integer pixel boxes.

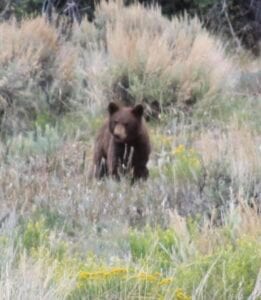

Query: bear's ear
[132,104,144,118]
[108,102,119,115]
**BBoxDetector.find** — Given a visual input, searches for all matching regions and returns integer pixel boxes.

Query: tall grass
[0,1,260,299]
[0,200,260,299]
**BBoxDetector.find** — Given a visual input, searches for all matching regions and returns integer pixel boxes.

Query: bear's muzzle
[113,124,127,142]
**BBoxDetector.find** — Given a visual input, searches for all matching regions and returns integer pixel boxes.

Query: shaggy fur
[93,102,151,182]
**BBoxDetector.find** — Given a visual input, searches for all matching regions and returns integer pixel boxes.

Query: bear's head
[108,102,144,143]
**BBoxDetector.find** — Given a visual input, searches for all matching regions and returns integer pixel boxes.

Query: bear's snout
[113,124,127,141]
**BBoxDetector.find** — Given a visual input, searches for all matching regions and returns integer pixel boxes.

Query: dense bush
[0,2,237,136]
[1,0,260,54]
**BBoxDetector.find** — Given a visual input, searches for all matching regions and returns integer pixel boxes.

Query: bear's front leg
[132,165,149,182]
[107,140,121,180]
[132,143,150,182]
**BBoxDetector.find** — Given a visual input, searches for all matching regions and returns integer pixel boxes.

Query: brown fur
[92,102,151,182]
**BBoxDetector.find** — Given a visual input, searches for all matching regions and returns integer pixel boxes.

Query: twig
[222,0,242,50]
[0,212,10,228]
[0,0,12,20]
[248,269,261,300]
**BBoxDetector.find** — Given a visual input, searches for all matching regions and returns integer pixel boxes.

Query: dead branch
[222,0,242,50]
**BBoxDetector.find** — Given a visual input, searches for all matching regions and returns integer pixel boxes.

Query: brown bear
[92,102,151,182]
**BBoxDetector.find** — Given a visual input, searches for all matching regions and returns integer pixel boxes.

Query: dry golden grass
[0,0,242,133]
[55,44,77,85]
[95,0,236,106]
[0,18,58,69]
[195,199,261,256]
[168,197,261,259]
[97,0,167,36]
[0,248,76,299]
[194,124,261,187]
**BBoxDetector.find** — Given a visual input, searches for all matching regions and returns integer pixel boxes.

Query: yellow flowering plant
[74,266,175,298]
[175,288,192,300]
[156,144,203,183]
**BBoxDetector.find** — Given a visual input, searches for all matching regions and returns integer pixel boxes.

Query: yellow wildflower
[173,144,185,156]
[175,288,192,300]
[159,277,173,286]
[109,268,128,275]
[161,135,173,145]
[135,272,158,282]
[190,157,200,168]
[152,132,173,148]
[78,271,90,280]
[78,271,106,280]
[78,268,128,281]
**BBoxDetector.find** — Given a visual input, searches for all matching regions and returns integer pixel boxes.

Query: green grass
[0,210,260,299]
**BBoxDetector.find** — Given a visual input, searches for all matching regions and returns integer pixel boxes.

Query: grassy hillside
[0,1,260,299]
